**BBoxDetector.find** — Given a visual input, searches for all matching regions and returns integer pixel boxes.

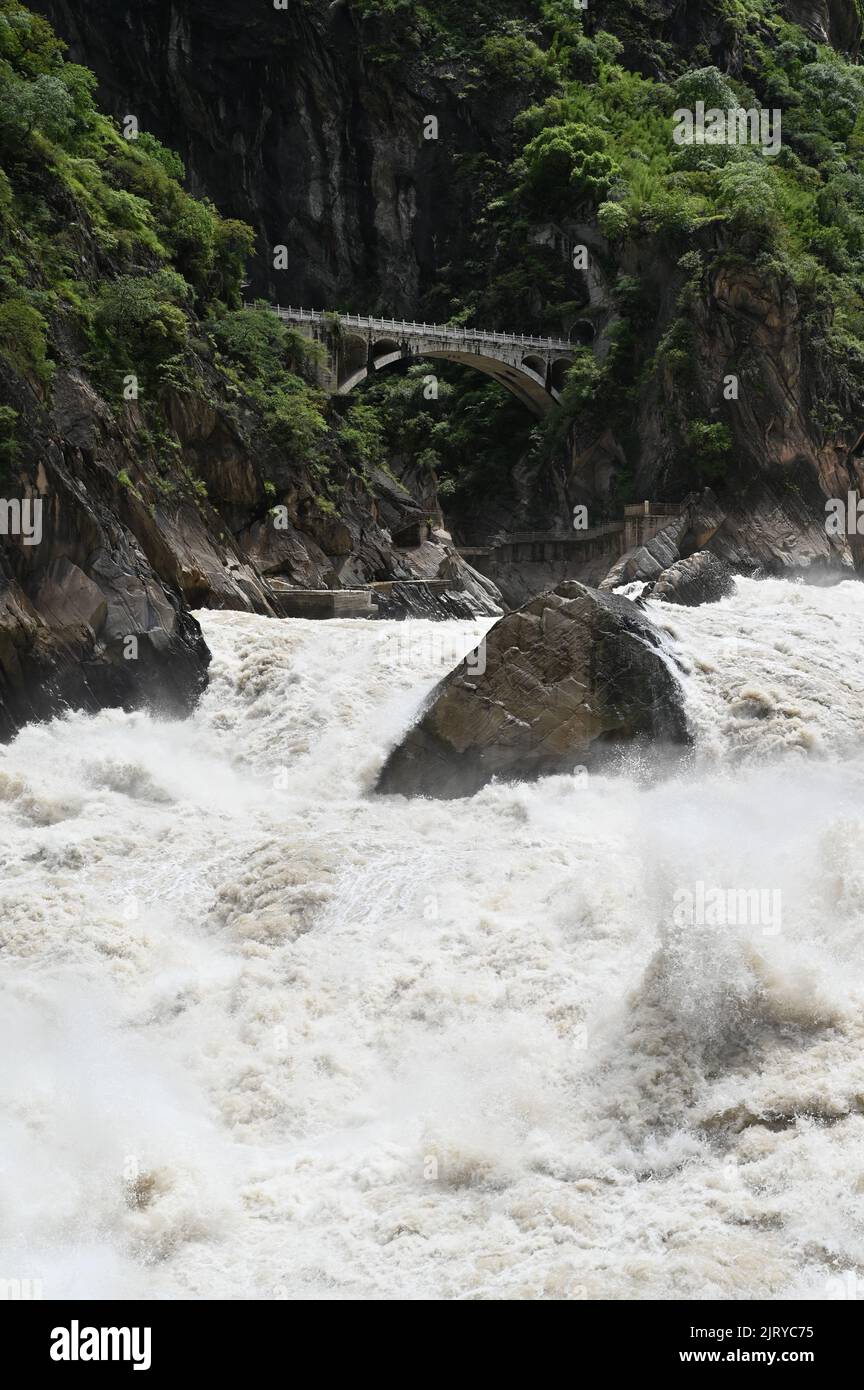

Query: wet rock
[695,482,856,576]
[32,558,108,632]
[650,552,735,607]
[0,543,209,743]
[376,581,689,799]
[383,539,503,618]
[600,513,691,591]
[0,362,218,739]
[238,514,333,589]
[600,487,856,594]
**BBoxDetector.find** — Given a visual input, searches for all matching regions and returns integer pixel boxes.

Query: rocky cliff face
[588,1,861,69]
[33,2,863,312]
[567,249,864,573]
[32,0,531,313]
[0,339,496,734]
[782,0,862,52]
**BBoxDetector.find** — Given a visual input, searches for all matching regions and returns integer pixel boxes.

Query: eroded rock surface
[650,552,735,607]
[376,581,689,799]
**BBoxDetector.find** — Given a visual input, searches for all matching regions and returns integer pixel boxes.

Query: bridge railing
[623,502,682,517]
[244,302,573,353]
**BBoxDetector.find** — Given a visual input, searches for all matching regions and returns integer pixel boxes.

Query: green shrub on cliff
[0,0,346,491]
[685,421,734,485]
[210,304,322,383]
[0,0,255,413]
[413,0,864,495]
[481,33,548,83]
[0,401,17,474]
[0,297,51,382]
[337,402,387,470]
[518,122,620,212]
[92,271,191,381]
[357,362,535,522]
[209,304,328,458]
[352,0,556,76]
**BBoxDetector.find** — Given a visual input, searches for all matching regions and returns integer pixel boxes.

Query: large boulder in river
[650,551,735,607]
[376,581,690,799]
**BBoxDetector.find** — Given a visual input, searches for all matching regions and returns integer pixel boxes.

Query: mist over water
[2,577,863,1300]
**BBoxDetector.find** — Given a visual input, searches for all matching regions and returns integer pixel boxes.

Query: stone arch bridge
[256,305,576,416]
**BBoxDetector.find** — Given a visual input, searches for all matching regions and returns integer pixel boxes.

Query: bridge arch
[550,357,572,393]
[337,331,368,392]
[371,336,400,367]
[339,346,562,416]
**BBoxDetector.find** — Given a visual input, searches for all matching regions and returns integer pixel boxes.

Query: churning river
[2,577,864,1300]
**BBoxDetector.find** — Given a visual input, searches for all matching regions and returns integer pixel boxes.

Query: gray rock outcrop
[600,487,857,599]
[650,551,735,606]
[376,581,690,799]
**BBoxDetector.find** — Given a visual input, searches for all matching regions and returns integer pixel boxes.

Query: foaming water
[1,579,863,1300]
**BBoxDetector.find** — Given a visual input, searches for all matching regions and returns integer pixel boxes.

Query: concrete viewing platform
[269,585,378,619]
[457,503,684,578]
[268,577,459,620]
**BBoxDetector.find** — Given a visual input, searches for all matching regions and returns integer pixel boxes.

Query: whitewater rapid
[2,577,864,1300]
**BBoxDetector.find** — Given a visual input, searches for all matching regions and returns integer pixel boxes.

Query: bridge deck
[257,304,573,354]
